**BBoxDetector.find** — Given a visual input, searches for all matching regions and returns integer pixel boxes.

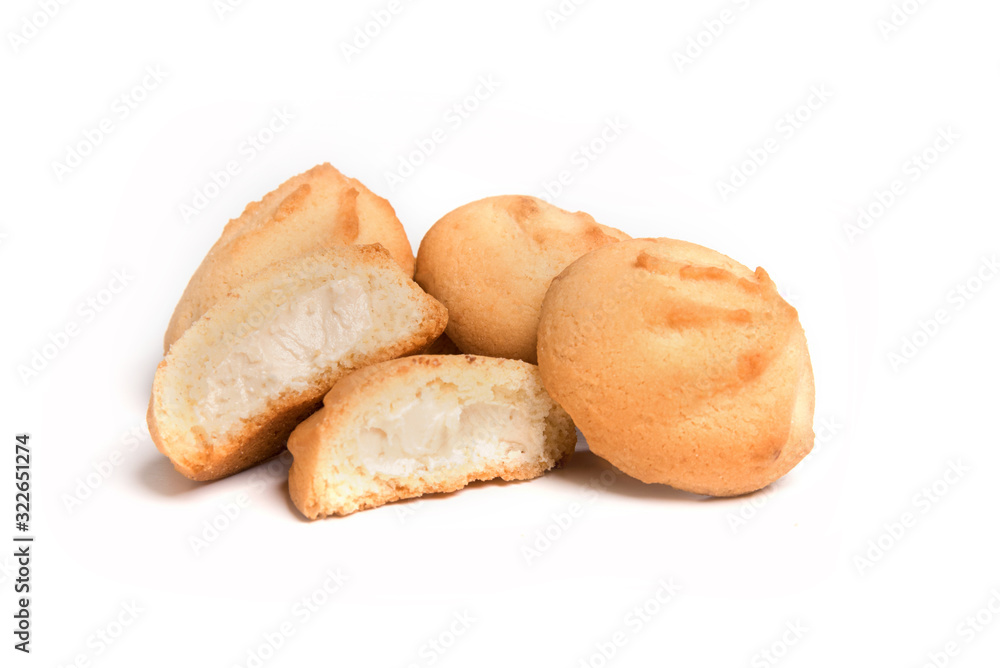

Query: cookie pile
[148,163,815,518]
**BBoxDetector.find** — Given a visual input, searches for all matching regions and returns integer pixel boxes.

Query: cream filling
[356,394,543,476]
[193,277,373,429]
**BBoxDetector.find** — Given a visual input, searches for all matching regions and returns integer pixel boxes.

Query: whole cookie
[537,238,815,496]
[415,195,629,363]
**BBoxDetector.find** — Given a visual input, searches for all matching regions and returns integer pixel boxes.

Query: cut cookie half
[164,163,414,352]
[288,355,578,518]
[149,245,446,481]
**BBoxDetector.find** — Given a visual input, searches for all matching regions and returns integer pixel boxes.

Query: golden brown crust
[287,355,577,518]
[414,195,628,363]
[164,163,414,352]
[537,238,815,497]
[149,245,447,482]
[149,386,326,481]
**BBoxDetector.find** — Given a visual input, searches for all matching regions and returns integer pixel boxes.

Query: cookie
[287,355,577,518]
[149,244,446,481]
[537,238,815,496]
[414,195,628,363]
[163,163,414,351]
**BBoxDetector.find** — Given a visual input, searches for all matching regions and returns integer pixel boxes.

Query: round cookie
[415,195,629,363]
[537,238,815,497]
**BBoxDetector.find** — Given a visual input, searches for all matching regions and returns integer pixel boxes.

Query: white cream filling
[357,394,543,476]
[193,277,372,429]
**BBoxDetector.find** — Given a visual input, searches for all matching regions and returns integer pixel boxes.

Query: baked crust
[164,163,414,352]
[148,244,446,481]
[537,238,815,496]
[287,355,578,518]
[414,195,628,363]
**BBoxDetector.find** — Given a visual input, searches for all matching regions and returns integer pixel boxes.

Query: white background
[3,0,999,666]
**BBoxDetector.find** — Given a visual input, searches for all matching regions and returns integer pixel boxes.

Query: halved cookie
[164,163,414,352]
[288,355,577,518]
[149,245,446,481]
